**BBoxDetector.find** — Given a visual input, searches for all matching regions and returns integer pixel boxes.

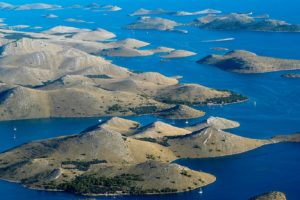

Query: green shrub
[57,174,144,195]
[129,106,158,115]
[180,170,191,177]
[108,104,122,112]
[146,154,156,160]
[85,74,111,79]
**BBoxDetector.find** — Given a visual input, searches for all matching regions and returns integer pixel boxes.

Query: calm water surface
[0,0,299,199]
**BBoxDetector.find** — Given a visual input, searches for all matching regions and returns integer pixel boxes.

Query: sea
[0,0,299,199]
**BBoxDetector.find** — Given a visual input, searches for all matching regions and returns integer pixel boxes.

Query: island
[191,13,300,32]
[160,50,197,59]
[126,16,187,33]
[198,50,300,73]
[0,117,298,196]
[129,8,221,16]
[0,3,61,10]
[0,27,246,121]
[249,191,287,200]
[210,47,229,52]
[281,73,300,79]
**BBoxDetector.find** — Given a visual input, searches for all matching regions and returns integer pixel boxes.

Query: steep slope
[167,126,270,158]
[133,121,191,139]
[0,86,51,120]
[0,117,299,195]
[0,85,168,120]
[156,84,247,105]
[157,105,205,120]
[0,121,213,195]
[98,117,140,136]
[71,28,116,42]
[0,30,247,121]
[0,38,130,86]
[185,117,240,132]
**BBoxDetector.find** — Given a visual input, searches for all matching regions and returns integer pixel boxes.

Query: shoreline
[0,178,212,197]
[0,140,284,198]
[0,99,247,122]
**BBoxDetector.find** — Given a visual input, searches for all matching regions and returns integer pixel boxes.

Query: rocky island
[129,8,221,16]
[191,13,300,32]
[249,191,287,200]
[160,50,197,59]
[0,1,298,199]
[281,73,300,79]
[0,116,298,196]
[126,16,188,33]
[198,50,300,73]
[0,27,246,121]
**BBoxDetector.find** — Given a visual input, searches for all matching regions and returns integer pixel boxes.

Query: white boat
[198,188,203,194]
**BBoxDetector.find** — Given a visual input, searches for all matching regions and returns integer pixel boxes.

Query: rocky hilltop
[0,27,246,121]
[0,117,298,196]
[185,116,240,132]
[192,13,300,32]
[198,50,300,73]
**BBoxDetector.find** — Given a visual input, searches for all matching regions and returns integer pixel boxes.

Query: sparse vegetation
[146,154,156,160]
[61,160,107,171]
[129,106,159,115]
[141,188,178,194]
[204,92,248,105]
[180,170,191,177]
[157,91,247,106]
[107,104,123,112]
[85,74,111,79]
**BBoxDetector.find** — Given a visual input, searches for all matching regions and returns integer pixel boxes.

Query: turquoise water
[0,0,300,199]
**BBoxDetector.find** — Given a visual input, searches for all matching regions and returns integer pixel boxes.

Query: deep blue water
[0,0,300,199]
